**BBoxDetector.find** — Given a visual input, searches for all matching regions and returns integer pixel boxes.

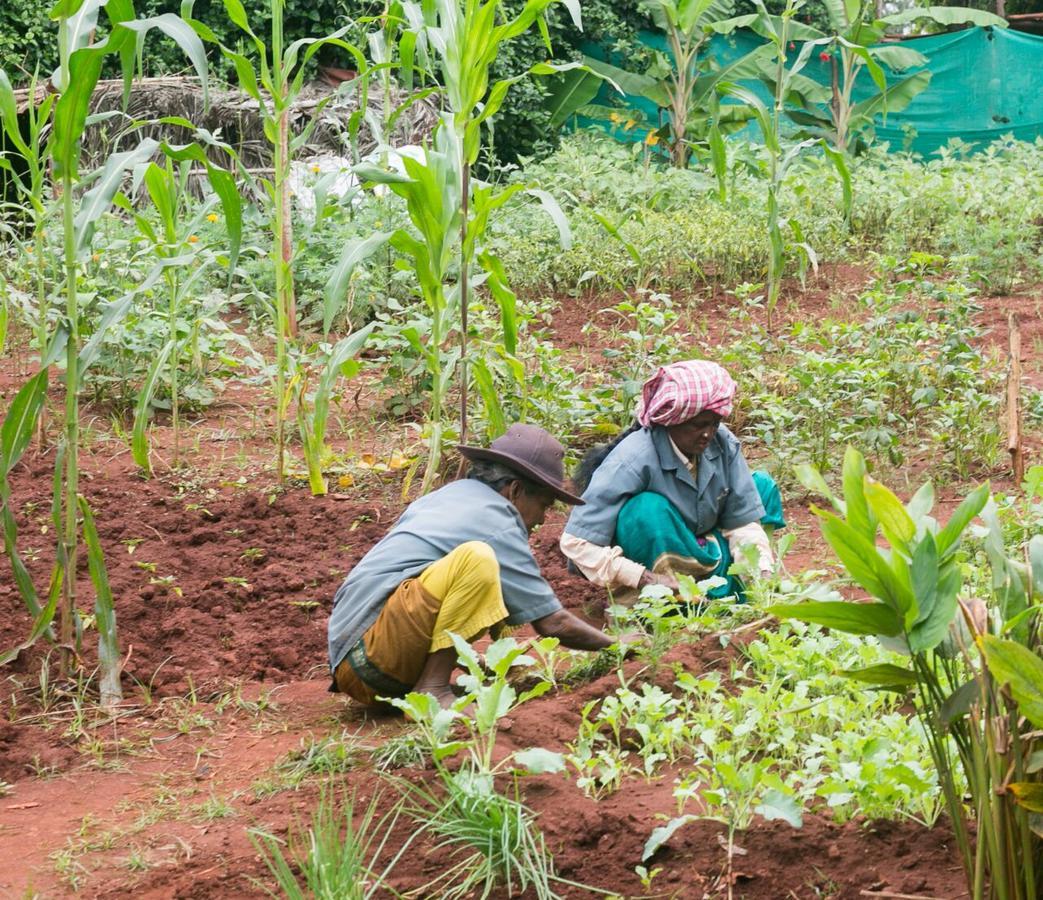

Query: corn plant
[395,0,579,449]
[0,0,210,702]
[188,0,363,481]
[293,322,375,495]
[123,146,241,473]
[775,446,1042,899]
[0,68,57,375]
[715,0,819,329]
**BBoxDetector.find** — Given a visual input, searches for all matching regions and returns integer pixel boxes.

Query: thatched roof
[13,75,440,175]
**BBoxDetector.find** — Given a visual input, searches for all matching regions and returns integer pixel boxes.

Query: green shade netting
[580,25,1043,156]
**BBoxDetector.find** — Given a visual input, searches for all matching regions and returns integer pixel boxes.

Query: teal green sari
[615,471,784,601]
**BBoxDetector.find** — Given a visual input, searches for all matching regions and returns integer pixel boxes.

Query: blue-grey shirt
[563,425,764,546]
[327,478,562,671]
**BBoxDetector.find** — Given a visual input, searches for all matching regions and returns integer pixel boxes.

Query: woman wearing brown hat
[327,423,631,708]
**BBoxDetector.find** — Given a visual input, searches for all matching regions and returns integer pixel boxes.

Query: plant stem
[169,273,180,468]
[271,0,290,481]
[58,15,78,678]
[458,161,470,450]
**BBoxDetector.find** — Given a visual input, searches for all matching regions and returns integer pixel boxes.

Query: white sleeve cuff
[559,532,645,588]
[721,521,774,574]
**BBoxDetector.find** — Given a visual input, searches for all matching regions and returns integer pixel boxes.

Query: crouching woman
[328,424,630,708]
[560,360,784,601]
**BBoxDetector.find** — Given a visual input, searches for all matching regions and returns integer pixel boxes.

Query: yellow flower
[25,245,33,254]
[92,253,101,263]
[187,235,199,244]
[311,164,321,173]
[644,132,659,146]
[206,213,219,223]
[609,111,622,124]
[624,118,637,131]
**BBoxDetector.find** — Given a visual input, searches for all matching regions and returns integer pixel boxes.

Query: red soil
[1,266,1029,897]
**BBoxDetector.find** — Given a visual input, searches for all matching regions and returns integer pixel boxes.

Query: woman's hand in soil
[639,569,680,591]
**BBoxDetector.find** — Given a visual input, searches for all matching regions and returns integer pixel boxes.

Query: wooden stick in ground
[1007,311,1023,485]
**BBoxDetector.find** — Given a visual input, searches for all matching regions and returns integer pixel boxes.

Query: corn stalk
[12,0,211,703]
[188,0,363,481]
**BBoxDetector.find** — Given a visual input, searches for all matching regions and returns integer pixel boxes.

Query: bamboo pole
[1007,312,1023,485]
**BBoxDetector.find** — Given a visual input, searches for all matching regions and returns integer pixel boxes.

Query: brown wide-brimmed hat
[459,424,585,506]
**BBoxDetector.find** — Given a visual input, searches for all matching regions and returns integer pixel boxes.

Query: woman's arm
[559,533,644,588]
[559,534,680,590]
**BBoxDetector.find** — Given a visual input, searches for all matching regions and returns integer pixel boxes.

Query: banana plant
[187,0,366,481]
[713,0,1006,154]
[575,0,775,169]
[776,446,1043,899]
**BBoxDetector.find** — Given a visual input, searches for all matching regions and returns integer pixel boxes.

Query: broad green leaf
[478,252,517,356]
[849,71,931,125]
[525,189,572,251]
[937,482,990,557]
[769,600,902,636]
[514,747,565,774]
[940,678,978,725]
[472,358,507,439]
[710,13,826,41]
[909,534,938,625]
[75,140,160,255]
[841,446,873,540]
[1009,783,1043,814]
[906,481,935,523]
[581,56,662,104]
[754,789,803,828]
[643,815,698,862]
[864,479,915,550]
[323,232,393,337]
[981,636,1043,728]
[880,6,1006,27]
[0,70,32,158]
[817,509,915,616]
[820,141,851,223]
[793,463,842,513]
[869,45,927,72]
[840,663,916,688]
[1,371,48,478]
[545,68,603,129]
[0,564,61,666]
[909,557,960,652]
[131,340,176,475]
[122,15,210,106]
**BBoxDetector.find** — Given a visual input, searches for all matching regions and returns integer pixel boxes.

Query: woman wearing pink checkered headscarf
[560,359,784,603]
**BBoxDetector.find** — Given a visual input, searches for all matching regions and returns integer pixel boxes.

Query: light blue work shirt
[327,478,561,672]
[563,424,765,546]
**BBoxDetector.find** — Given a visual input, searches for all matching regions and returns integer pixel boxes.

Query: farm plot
[1,0,1043,897]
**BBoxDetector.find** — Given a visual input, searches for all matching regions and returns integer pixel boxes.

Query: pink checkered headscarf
[635,360,737,427]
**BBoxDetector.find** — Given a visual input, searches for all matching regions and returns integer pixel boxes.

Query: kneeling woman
[560,360,784,600]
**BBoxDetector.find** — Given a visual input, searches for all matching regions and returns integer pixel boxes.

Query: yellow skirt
[334,541,507,703]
